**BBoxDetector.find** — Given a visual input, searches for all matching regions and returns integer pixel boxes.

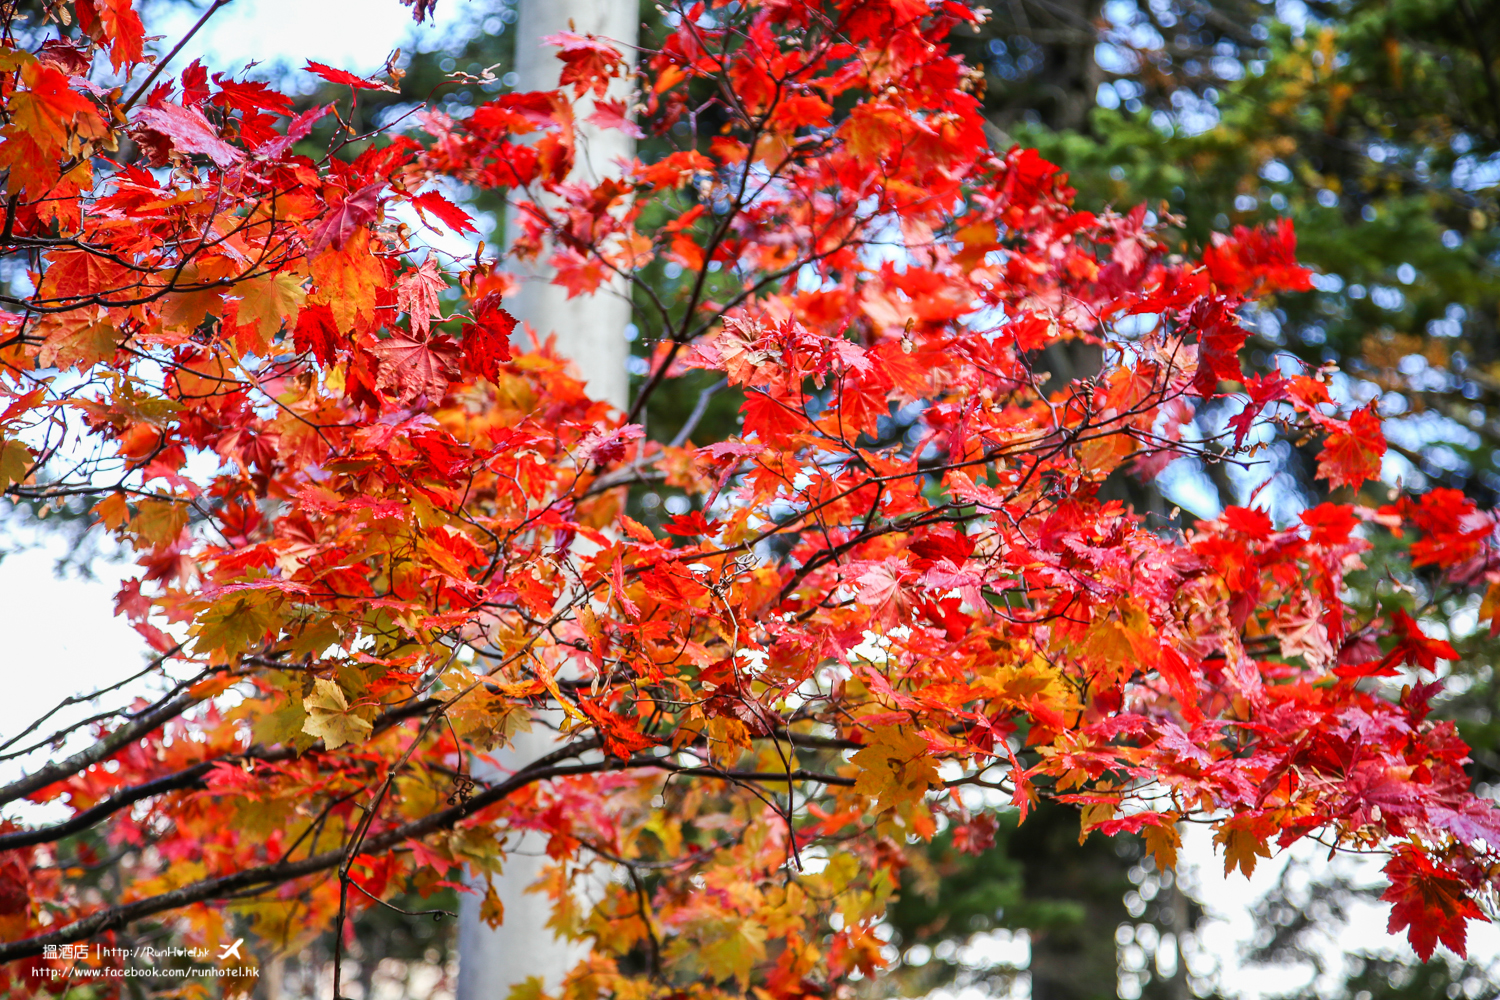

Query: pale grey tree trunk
[456,1,637,998]
[503,0,637,410]
[456,715,590,999]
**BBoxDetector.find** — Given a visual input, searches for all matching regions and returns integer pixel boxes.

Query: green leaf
[191,591,282,663]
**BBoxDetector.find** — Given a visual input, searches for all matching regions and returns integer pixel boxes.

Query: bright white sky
[148,0,474,75]
[0,0,1496,994]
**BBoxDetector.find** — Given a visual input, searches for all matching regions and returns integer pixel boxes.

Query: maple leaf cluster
[0,0,1498,993]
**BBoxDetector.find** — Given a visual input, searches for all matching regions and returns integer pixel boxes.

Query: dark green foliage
[1011,1,1500,504]
[1319,953,1499,1000]
[1007,804,1137,1000]
[882,804,1203,1000]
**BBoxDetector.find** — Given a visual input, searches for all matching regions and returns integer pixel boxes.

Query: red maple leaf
[1317,403,1386,490]
[1300,503,1360,547]
[76,0,145,72]
[397,259,448,337]
[549,247,608,298]
[1227,371,1290,446]
[305,61,386,90]
[1387,488,1493,569]
[578,698,657,759]
[1383,608,1459,673]
[544,31,626,97]
[460,293,516,381]
[1221,505,1274,540]
[368,331,460,402]
[131,103,243,168]
[1203,220,1313,296]
[581,424,645,466]
[741,390,806,446]
[180,59,210,107]
[1382,849,1486,961]
[412,190,478,235]
[309,182,385,256]
[113,577,151,619]
[1190,299,1248,397]
[293,302,341,365]
[254,104,330,160]
[586,98,645,138]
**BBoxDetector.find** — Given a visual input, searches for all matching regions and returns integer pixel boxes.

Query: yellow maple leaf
[191,590,283,663]
[158,258,235,333]
[92,492,130,530]
[850,725,941,812]
[506,977,549,1000]
[1078,799,1119,843]
[252,696,310,749]
[234,271,307,353]
[1215,822,1272,878]
[1482,580,1500,636]
[707,715,751,768]
[301,677,372,749]
[695,919,768,988]
[35,314,120,370]
[480,883,505,928]
[131,497,190,547]
[1143,820,1181,871]
[1077,430,1135,480]
[1081,597,1158,687]
[0,438,33,491]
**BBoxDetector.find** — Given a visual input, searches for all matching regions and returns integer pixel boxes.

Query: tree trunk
[1008,801,1130,1000]
[455,2,638,998]
[501,0,637,408]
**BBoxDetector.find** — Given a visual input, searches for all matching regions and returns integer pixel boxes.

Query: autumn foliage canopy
[0,0,1498,992]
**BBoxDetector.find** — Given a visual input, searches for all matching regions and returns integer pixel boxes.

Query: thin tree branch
[121,0,235,113]
[0,760,218,852]
[668,377,729,449]
[0,646,181,756]
[0,691,202,809]
[0,743,894,962]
